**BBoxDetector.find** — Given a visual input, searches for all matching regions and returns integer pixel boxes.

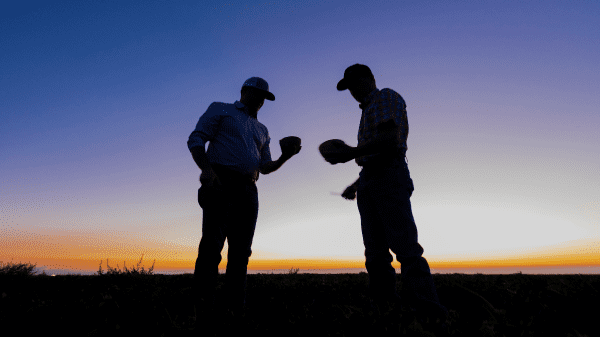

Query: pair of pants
[194,180,259,311]
[357,157,446,313]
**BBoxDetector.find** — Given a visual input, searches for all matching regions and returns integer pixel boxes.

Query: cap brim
[337,79,348,91]
[258,89,275,101]
[245,86,275,101]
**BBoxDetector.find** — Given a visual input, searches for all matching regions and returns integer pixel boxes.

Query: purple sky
[1,0,599,275]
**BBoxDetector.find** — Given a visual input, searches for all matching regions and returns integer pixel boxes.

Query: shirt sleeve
[380,89,408,143]
[259,136,272,170]
[187,102,222,152]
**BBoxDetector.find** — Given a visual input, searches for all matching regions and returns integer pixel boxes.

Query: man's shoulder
[379,88,401,97]
[379,88,405,105]
[204,101,235,116]
[255,119,270,136]
[207,101,234,110]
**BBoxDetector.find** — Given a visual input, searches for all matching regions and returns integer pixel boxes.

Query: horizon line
[4,257,600,269]
[24,265,600,277]
[6,257,600,276]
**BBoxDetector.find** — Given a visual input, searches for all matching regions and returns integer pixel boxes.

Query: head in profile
[240,77,275,118]
[337,64,377,105]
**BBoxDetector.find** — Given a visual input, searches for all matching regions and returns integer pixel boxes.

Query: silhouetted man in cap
[187,77,301,331]
[323,64,448,327]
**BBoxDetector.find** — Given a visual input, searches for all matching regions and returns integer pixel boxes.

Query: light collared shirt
[187,100,272,181]
[356,88,408,166]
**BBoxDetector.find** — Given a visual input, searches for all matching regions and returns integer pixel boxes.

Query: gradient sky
[1,0,599,275]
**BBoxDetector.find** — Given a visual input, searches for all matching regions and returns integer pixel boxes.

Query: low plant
[0,254,155,278]
[0,259,46,277]
[97,254,156,276]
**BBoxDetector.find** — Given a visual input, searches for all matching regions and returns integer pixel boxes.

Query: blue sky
[1,0,599,275]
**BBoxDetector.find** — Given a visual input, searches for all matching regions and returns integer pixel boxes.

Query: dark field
[1,270,598,336]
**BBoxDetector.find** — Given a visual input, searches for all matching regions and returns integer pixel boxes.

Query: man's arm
[190,146,212,172]
[324,120,401,165]
[259,137,301,175]
[190,146,221,186]
[187,102,226,185]
[187,103,219,172]
[354,90,408,160]
[351,119,400,158]
[341,177,360,200]
[259,155,288,175]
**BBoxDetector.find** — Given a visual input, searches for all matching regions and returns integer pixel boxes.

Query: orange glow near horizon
[3,256,600,275]
[3,254,600,275]
[2,228,599,275]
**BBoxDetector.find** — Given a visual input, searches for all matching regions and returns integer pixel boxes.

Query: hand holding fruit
[319,139,356,164]
[280,136,302,160]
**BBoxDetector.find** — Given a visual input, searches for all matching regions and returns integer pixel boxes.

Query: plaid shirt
[356,88,408,166]
[187,101,272,182]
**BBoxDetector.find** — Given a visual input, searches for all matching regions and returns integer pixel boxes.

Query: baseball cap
[242,77,275,101]
[336,64,374,91]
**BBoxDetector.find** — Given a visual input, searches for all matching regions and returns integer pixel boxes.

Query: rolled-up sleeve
[259,137,272,170]
[187,102,222,152]
[380,89,408,145]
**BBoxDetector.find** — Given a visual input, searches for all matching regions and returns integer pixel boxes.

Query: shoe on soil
[194,300,218,336]
[414,303,449,330]
[370,293,410,314]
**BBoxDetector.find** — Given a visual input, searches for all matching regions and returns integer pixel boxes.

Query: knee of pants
[227,247,252,262]
[198,246,223,264]
[365,249,393,265]
[365,260,396,274]
[399,257,430,274]
[198,233,226,253]
[398,256,419,264]
[398,256,423,268]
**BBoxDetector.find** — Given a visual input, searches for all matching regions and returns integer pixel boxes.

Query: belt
[360,154,407,168]
[211,164,256,185]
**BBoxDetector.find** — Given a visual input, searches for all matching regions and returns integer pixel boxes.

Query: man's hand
[324,142,356,165]
[281,143,301,160]
[200,168,221,187]
[341,183,357,200]
[260,136,300,174]
[280,136,302,160]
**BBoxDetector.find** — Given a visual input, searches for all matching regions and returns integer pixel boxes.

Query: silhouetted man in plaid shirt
[325,64,449,327]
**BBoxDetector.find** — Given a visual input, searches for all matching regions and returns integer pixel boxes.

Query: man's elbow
[189,146,203,156]
[380,132,400,151]
[260,161,276,175]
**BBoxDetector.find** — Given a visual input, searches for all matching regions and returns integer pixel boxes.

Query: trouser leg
[358,163,446,315]
[399,256,441,309]
[357,181,399,303]
[377,172,446,314]
[224,184,259,312]
[194,185,227,309]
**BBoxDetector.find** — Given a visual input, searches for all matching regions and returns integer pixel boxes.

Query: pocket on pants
[198,186,206,208]
[198,185,222,209]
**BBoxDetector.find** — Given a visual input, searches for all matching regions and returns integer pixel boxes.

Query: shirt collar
[359,88,379,110]
[234,100,256,118]
[234,100,246,110]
